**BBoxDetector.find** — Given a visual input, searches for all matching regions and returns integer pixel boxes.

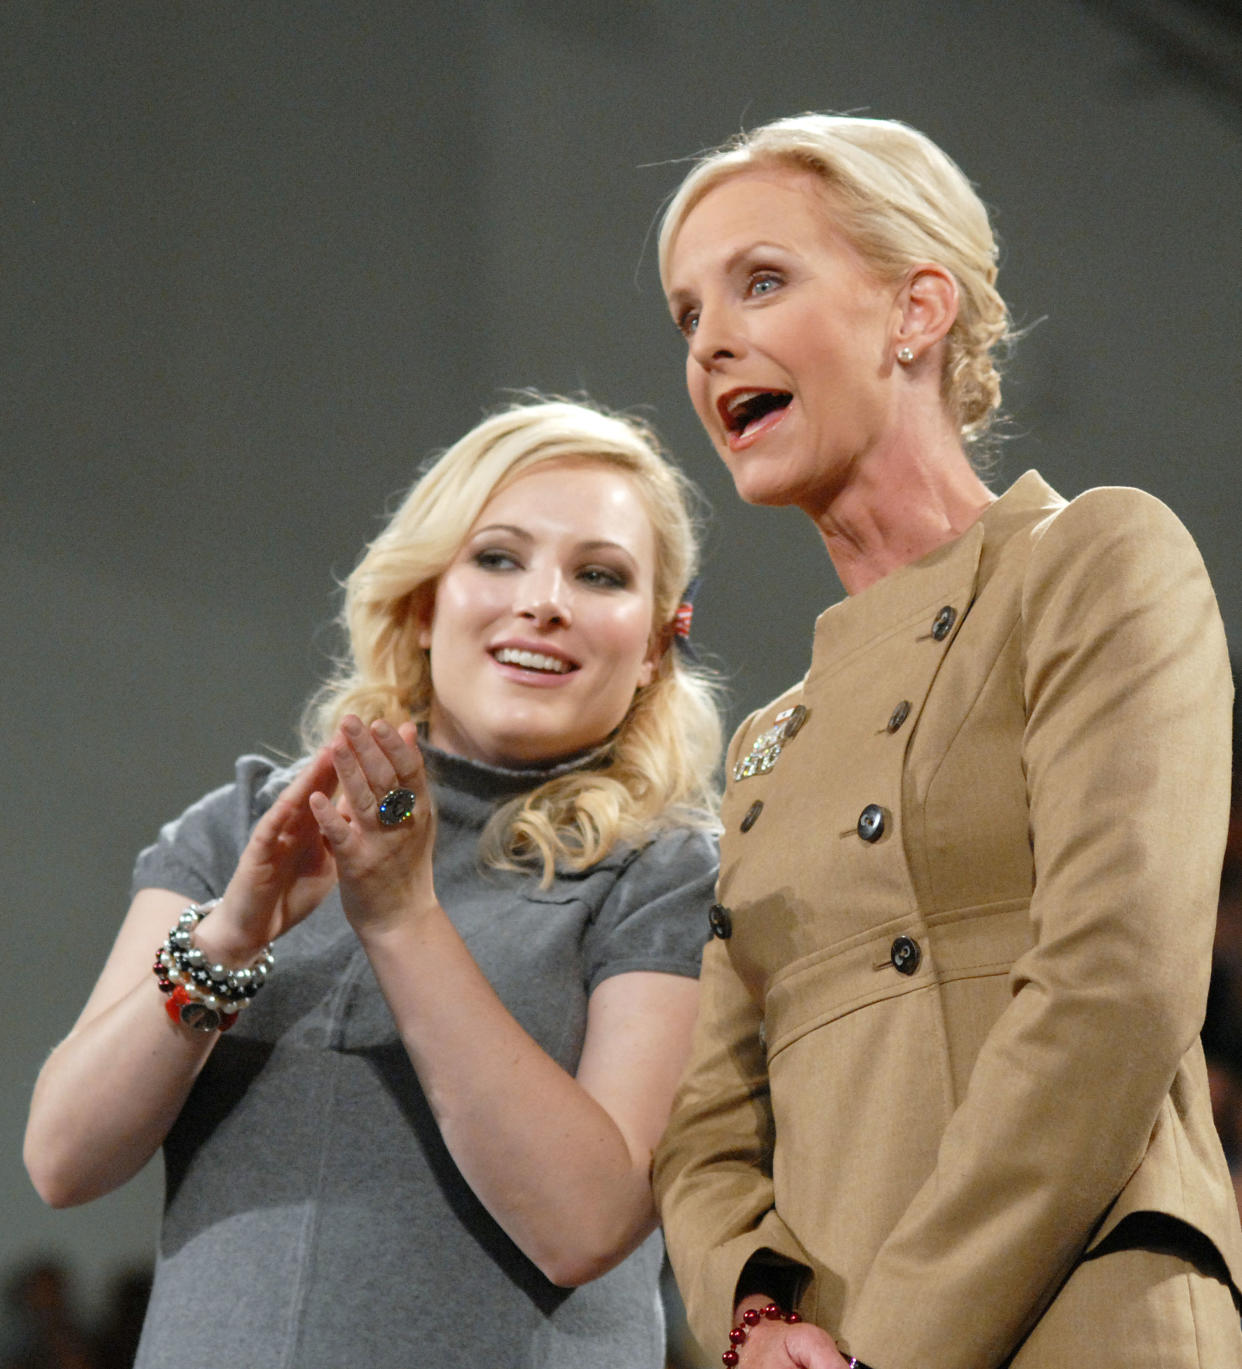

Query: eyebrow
[667,240,790,307]
[469,525,639,560]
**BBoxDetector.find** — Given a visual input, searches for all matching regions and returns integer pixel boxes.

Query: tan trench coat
[655,472,1242,1366]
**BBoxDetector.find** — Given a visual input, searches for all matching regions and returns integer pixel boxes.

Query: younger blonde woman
[26,398,721,1369]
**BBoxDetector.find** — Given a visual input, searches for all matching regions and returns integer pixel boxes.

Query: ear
[894,264,958,357]
[637,624,671,689]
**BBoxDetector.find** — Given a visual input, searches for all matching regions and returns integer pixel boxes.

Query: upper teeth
[494,648,570,673]
[726,390,765,418]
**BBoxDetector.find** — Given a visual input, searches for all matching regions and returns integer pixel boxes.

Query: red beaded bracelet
[163,984,238,1033]
[721,1302,801,1366]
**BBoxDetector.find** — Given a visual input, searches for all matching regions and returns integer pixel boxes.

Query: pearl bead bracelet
[153,900,274,1033]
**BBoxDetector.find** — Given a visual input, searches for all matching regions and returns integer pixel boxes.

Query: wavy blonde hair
[303,398,722,883]
[659,113,1013,447]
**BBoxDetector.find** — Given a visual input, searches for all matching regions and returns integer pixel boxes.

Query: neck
[808,429,994,595]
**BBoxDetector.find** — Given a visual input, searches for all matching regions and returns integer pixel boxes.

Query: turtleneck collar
[418,735,612,805]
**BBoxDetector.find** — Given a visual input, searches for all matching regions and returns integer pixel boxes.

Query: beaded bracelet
[721,1302,801,1366]
[153,901,274,1033]
[159,984,239,1033]
[162,901,274,1002]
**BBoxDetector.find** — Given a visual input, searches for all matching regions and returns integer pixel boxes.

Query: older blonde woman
[26,399,721,1369]
[653,114,1242,1368]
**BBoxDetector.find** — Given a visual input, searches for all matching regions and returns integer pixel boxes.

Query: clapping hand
[198,747,341,965]
[309,715,438,935]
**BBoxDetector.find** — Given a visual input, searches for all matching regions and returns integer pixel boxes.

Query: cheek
[430,573,500,641]
[606,605,659,676]
[686,355,710,416]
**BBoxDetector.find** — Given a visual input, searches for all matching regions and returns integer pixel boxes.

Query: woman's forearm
[356,908,694,1285]
[27,757,342,1209]
[25,969,216,1206]
[23,886,259,1206]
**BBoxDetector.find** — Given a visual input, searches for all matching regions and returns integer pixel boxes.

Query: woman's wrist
[720,1298,801,1366]
[153,901,274,1033]
[344,880,443,939]
[189,898,270,966]
[348,896,445,954]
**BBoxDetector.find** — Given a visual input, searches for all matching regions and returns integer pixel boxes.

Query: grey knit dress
[129,746,717,1368]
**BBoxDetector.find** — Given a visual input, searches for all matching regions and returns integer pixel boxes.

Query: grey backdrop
[5,0,1240,1315]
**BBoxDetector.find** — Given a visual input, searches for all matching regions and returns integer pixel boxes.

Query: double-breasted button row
[708,903,732,939]
[868,605,958,821]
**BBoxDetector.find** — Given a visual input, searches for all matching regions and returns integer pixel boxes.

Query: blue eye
[749,271,781,296]
[676,309,699,338]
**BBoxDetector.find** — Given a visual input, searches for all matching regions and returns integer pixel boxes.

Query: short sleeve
[130,754,295,902]
[581,825,718,993]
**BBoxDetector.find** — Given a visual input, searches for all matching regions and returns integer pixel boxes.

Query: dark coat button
[857,804,886,842]
[890,935,921,975]
[741,800,764,832]
[931,606,957,641]
[886,700,911,733]
[781,704,809,739]
[708,904,732,939]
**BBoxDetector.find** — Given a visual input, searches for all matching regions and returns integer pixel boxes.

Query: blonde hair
[659,113,1013,446]
[303,398,722,882]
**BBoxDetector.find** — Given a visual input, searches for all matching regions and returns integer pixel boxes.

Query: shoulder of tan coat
[1027,482,1204,569]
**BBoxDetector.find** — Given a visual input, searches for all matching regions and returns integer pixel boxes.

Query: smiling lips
[718,388,793,448]
[492,646,575,676]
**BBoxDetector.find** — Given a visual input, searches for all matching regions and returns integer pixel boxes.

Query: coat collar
[807,470,1063,672]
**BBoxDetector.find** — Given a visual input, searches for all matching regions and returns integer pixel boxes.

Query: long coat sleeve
[654,472,1242,1368]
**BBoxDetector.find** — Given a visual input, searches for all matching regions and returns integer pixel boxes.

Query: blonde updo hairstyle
[659,114,1013,447]
[303,399,721,883]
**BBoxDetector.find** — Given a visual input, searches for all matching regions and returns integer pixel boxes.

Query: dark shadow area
[0,1255,151,1369]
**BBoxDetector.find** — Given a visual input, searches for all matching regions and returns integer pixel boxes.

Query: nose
[687,303,743,371]
[516,565,571,628]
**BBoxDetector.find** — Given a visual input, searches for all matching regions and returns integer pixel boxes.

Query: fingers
[786,1324,848,1369]
[295,746,341,803]
[310,718,437,931]
[373,718,424,786]
[328,716,426,826]
[253,747,337,840]
[308,789,351,849]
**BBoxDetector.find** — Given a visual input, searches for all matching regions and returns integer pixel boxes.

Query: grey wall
[5,0,1240,1311]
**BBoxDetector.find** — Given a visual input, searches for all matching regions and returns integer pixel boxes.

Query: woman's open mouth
[719,389,793,447]
[492,647,575,676]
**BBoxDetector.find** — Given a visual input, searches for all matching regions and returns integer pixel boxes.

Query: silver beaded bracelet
[156,900,274,1014]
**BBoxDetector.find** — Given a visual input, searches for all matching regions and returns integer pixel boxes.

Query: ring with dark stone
[377,787,417,826]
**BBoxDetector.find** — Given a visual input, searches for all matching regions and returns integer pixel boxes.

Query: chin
[487,732,580,770]
[729,472,800,509]
[720,455,796,509]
